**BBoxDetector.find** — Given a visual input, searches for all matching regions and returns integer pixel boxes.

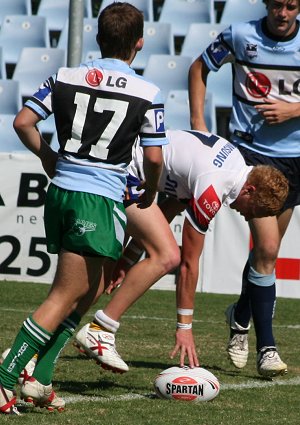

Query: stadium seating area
[0,0,267,144]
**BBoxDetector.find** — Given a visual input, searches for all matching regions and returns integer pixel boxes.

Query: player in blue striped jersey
[0,3,179,415]
[189,0,300,377]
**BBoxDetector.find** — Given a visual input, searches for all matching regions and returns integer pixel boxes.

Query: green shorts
[44,183,127,260]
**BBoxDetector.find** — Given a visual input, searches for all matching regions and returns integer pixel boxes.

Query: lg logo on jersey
[85,69,127,89]
[106,76,127,88]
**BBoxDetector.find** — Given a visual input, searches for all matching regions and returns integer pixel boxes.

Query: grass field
[1,280,300,424]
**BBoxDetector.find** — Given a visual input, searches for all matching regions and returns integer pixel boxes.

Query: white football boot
[225,303,250,369]
[74,323,129,373]
[257,347,288,377]
[0,384,20,415]
[0,347,37,385]
[20,377,65,412]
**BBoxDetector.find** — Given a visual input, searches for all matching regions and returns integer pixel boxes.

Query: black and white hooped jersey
[202,18,300,158]
[25,58,168,201]
[127,130,252,233]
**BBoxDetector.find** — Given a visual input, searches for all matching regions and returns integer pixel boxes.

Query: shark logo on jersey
[155,109,165,132]
[72,219,97,236]
[245,43,258,59]
[246,72,271,98]
[85,68,103,87]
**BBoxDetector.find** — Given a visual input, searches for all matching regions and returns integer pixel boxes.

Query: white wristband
[177,322,192,330]
[177,308,194,316]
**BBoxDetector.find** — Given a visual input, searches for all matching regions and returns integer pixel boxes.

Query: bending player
[73,129,289,372]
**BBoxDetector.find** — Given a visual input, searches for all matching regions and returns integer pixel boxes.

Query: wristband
[177,322,192,330]
[177,308,194,316]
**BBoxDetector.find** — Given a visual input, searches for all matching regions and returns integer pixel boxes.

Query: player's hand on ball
[170,328,200,369]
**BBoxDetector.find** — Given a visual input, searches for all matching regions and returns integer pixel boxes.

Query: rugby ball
[154,366,220,402]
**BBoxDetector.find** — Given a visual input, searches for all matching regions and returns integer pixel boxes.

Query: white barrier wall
[1,152,300,297]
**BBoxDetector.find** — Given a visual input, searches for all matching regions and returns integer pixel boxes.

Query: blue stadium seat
[220,0,266,24]
[131,22,174,70]
[0,47,6,79]
[158,0,215,37]
[0,80,22,115]
[49,132,60,153]
[165,90,216,133]
[85,50,102,61]
[206,63,232,108]
[181,22,227,60]
[58,17,98,63]
[98,0,154,22]
[0,0,32,27]
[37,0,92,33]
[13,47,66,99]
[0,15,49,66]
[0,114,28,152]
[37,113,56,136]
[143,54,193,102]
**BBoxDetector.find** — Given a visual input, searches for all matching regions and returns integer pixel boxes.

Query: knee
[157,244,181,275]
[253,240,280,265]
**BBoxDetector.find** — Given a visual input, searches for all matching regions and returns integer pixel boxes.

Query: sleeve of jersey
[201,26,234,72]
[185,184,222,234]
[24,75,56,120]
[139,90,168,147]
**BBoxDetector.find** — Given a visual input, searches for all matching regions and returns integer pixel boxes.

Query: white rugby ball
[154,366,220,402]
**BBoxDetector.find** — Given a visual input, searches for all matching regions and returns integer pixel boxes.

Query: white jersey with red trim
[128,129,252,233]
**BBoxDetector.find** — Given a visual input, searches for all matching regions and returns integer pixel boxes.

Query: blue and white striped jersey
[202,18,300,158]
[25,58,168,201]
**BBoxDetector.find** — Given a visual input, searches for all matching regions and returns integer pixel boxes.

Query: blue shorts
[236,146,300,210]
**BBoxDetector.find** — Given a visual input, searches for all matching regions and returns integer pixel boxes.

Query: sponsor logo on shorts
[72,219,97,236]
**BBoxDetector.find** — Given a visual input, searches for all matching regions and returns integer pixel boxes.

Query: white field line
[1,307,300,329]
[62,377,300,404]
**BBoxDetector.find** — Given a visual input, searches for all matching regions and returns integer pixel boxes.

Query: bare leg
[33,250,105,332]
[103,202,180,321]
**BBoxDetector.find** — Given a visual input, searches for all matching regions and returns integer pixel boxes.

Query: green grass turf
[0,280,300,424]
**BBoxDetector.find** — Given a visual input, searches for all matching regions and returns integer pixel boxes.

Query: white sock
[94,310,120,334]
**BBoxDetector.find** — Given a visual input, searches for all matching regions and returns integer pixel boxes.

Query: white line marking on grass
[63,377,300,405]
[2,307,300,329]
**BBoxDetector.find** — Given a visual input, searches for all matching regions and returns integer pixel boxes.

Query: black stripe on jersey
[236,59,300,71]
[234,92,262,106]
[48,75,55,90]
[139,132,166,138]
[147,103,164,110]
[26,98,51,117]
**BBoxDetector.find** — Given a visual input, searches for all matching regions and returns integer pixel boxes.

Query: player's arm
[13,107,58,178]
[138,145,163,208]
[170,217,205,368]
[188,57,211,131]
